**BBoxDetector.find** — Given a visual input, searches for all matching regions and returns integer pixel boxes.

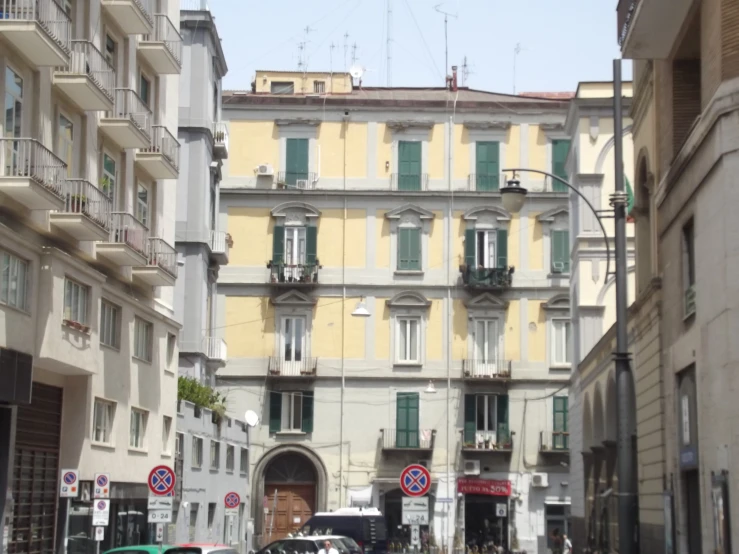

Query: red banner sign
[457,478,512,496]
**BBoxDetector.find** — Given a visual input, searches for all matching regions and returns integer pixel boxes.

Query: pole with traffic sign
[147,466,175,554]
[59,470,79,554]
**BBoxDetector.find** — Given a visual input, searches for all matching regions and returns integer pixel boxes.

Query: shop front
[458,477,511,551]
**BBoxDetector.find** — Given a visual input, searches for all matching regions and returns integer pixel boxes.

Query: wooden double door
[264,484,315,542]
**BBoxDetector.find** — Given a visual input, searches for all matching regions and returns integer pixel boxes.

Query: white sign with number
[402,497,429,525]
[93,499,110,526]
[95,527,105,542]
[148,509,173,523]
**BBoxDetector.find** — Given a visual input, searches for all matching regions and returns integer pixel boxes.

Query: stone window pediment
[463,121,511,131]
[463,206,511,227]
[386,120,435,131]
[543,294,570,312]
[464,292,508,311]
[271,202,321,227]
[271,290,316,307]
[386,291,431,310]
[385,204,435,222]
[537,206,569,225]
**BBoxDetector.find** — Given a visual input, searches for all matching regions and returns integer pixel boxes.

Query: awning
[348,486,373,507]
[544,497,572,505]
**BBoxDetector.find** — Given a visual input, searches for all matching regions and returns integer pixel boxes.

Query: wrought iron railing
[467,173,500,191]
[617,0,637,46]
[462,358,511,379]
[460,428,513,451]
[108,212,149,257]
[147,237,177,278]
[269,262,318,284]
[540,430,570,451]
[60,179,111,230]
[460,266,513,288]
[57,41,115,102]
[142,125,180,170]
[0,138,66,199]
[267,356,317,376]
[391,172,429,191]
[203,337,227,361]
[276,171,317,188]
[0,0,71,54]
[381,428,435,450]
[145,14,182,65]
[110,89,152,141]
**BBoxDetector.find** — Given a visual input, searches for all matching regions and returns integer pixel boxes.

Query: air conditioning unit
[295,179,310,189]
[256,163,274,176]
[532,472,549,488]
[464,460,480,476]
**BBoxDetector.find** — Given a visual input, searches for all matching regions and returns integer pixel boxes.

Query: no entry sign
[400,464,431,497]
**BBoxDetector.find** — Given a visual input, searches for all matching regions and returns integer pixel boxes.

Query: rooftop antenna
[351,42,358,65]
[434,3,458,82]
[386,0,393,86]
[461,55,472,86]
[513,43,522,94]
[330,42,336,73]
[343,32,350,71]
[296,41,306,71]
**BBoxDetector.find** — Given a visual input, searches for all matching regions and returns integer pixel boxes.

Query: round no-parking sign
[224,492,240,509]
[400,464,431,497]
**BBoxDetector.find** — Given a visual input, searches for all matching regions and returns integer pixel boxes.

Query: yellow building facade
[217,73,576,550]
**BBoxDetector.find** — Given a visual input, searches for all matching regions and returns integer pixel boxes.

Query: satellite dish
[244,410,259,427]
[349,65,364,80]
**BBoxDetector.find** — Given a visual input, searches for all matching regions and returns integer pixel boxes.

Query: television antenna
[434,3,458,81]
[386,0,393,86]
[513,43,523,94]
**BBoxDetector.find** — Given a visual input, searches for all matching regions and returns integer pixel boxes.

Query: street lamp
[498,60,638,554]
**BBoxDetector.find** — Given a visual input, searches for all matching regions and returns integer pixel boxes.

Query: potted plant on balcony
[68,193,88,214]
[101,175,112,197]
[225,233,234,248]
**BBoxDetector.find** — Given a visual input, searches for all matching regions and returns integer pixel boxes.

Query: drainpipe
[339,112,348,507]
[446,112,453,551]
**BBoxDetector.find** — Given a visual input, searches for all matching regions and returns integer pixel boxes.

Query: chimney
[452,66,458,91]
[446,75,453,90]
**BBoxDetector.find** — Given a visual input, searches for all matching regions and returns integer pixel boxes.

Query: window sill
[192,464,203,470]
[548,272,570,279]
[101,343,121,353]
[394,362,423,368]
[161,452,172,458]
[91,441,115,451]
[549,364,571,371]
[276,431,307,436]
[63,319,91,335]
[683,309,696,322]
[226,469,234,475]
[132,356,152,365]
[128,447,148,455]
[394,270,424,276]
[164,368,175,375]
[0,302,31,317]
[210,467,220,472]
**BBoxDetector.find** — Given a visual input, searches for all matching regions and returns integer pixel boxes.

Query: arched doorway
[263,452,317,541]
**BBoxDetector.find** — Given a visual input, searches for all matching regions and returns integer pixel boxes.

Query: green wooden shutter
[497,394,509,444]
[464,394,476,444]
[552,140,570,191]
[398,141,422,191]
[305,226,317,266]
[398,228,421,270]
[496,229,508,268]
[301,391,314,433]
[551,230,569,273]
[475,142,500,191]
[553,396,568,449]
[286,138,309,185]
[465,229,476,268]
[269,391,282,433]
[272,225,285,265]
[396,392,420,448]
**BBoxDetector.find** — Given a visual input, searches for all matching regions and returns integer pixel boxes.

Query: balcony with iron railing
[460,428,513,454]
[139,14,182,74]
[203,337,227,366]
[50,179,112,241]
[101,0,153,35]
[381,428,436,451]
[0,138,66,210]
[133,237,177,286]
[53,40,115,111]
[540,430,570,456]
[391,173,429,191]
[96,212,149,266]
[459,266,514,289]
[0,0,71,67]
[268,261,319,285]
[213,121,228,159]
[462,358,512,380]
[275,171,317,189]
[101,89,152,149]
[209,230,230,265]
[467,174,500,192]
[136,125,179,179]
[616,0,692,58]
[267,356,318,377]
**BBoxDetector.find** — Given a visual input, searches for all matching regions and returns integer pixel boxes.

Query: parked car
[171,544,239,554]
[103,547,179,554]
[254,535,361,554]
[300,508,387,554]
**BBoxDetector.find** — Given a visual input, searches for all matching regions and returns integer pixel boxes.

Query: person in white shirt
[318,540,339,554]
[563,534,573,553]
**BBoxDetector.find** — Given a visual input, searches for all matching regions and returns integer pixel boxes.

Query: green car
[103,547,191,554]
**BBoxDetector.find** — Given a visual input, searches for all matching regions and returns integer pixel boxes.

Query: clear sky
[210,0,632,93]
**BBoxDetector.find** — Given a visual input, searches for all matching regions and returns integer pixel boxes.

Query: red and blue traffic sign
[63,471,77,485]
[148,465,175,496]
[400,464,431,497]
[224,492,240,509]
[96,474,109,488]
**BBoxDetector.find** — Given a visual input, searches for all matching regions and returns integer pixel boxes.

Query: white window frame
[284,226,307,266]
[210,440,220,469]
[104,32,117,72]
[471,318,502,376]
[475,230,497,269]
[133,316,153,362]
[551,318,572,366]
[162,416,172,454]
[57,111,74,177]
[129,408,148,450]
[175,432,184,459]
[63,277,89,325]
[475,394,498,437]
[239,448,248,475]
[225,444,235,472]
[313,80,325,94]
[396,316,421,364]
[192,436,203,468]
[100,300,121,349]
[102,151,117,204]
[280,315,306,372]
[1,250,29,312]
[281,392,303,432]
[92,398,115,446]
[139,71,152,107]
[136,182,149,228]
[5,65,23,140]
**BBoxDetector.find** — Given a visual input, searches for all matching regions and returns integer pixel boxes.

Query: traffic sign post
[147,466,175,497]
[224,492,241,517]
[402,497,429,525]
[94,473,110,499]
[147,466,175,537]
[92,499,110,526]
[60,469,78,554]
[399,464,432,497]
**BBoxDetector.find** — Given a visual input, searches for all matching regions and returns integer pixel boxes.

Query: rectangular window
[474,319,499,365]
[269,391,313,433]
[285,138,309,185]
[1,251,28,311]
[189,503,199,542]
[313,81,325,94]
[105,34,117,70]
[192,437,203,468]
[226,445,235,471]
[475,141,500,191]
[175,432,184,459]
[397,228,421,271]
[167,333,176,368]
[397,141,422,191]
[136,183,149,227]
[551,230,570,273]
[551,139,571,191]
[207,503,216,527]
[553,396,569,450]
[92,398,115,444]
[5,67,23,141]
[280,392,303,432]
[397,317,420,363]
[210,440,220,468]
[475,394,497,434]
[129,408,148,449]
[162,416,172,453]
[240,448,248,474]
[464,394,509,446]
[284,227,307,266]
[100,300,120,349]
[57,114,74,177]
[133,316,153,362]
[63,278,89,325]
[102,153,116,203]
[271,81,294,94]
[475,230,505,269]
[682,219,696,317]
[281,316,305,365]
[552,319,572,365]
[395,392,420,448]
[139,73,151,106]
[62,0,72,16]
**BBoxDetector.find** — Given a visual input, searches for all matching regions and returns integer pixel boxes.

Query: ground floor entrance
[464,494,509,551]
[263,453,317,542]
[382,489,431,547]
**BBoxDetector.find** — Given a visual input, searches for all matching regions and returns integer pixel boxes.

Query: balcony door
[284,227,306,281]
[473,319,499,377]
[281,316,305,376]
[396,392,419,448]
[4,67,23,175]
[476,231,497,269]
[398,141,422,190]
